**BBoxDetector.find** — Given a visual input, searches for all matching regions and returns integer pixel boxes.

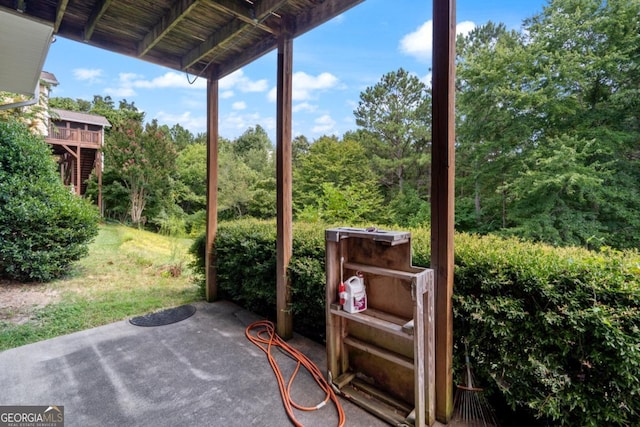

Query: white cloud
[345,99,358,110]
[180,95,205,110]
[422,72,433,88]
[457,21,476,38]
[294,72,339,100]
[293,102,317,113]
[219,111,276,140]
[311,114,336,134]
[267,88,276,102]
[268,71,339,102]
[330,14,345,25]
[155,111,206,133]
[119,72,144,82]
[132,72,206,89]
[232,101,246,110]
[220,69,268,93]
[221,90,234,99]
[400,20,476,62]
[102,71,208,99]
[73,68,103,83]
[104,86,136,97]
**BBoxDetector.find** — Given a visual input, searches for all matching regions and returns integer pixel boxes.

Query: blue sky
[43,0,547,142]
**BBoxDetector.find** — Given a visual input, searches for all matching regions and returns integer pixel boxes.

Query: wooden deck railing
[47,126,102,146]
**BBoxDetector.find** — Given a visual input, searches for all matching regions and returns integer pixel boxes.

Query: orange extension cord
[245,320,345,427]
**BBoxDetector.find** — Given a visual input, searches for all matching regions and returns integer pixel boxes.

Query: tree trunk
[130,185,146,226]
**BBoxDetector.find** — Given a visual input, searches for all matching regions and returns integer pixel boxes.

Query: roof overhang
[0,8,53,97]
[0,0,363,82]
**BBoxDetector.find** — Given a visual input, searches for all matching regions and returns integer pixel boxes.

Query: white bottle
[343,272,367,313]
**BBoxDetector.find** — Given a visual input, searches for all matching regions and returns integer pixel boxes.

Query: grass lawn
[0,223,203,351]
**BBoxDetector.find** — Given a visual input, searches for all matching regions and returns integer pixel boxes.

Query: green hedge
[190,220,327,340]
[191,219,639,426]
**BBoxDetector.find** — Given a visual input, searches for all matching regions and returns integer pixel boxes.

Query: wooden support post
[76,146,82,195]
[431,0,456,423]
[276,22,293,339]
[97,149,103,216]
[205,75,219,302]
[99,127,105,216]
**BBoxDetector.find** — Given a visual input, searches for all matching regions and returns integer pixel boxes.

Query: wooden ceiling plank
[138,0,201,57]
[84,0,113,41]
[215,0,363,78]
[54,0,69,33]
[181,17,246,70]
[209,0,278,35]
[215,35,277,79]
[254,0,290,18]
[181,0,289,72]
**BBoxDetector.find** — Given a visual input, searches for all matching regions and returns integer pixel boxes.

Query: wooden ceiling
[0,0,364,80]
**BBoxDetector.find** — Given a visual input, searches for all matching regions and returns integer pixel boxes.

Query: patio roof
[0,0,363,80]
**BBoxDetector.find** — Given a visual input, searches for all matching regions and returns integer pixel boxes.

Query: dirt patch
[0,280,60,324]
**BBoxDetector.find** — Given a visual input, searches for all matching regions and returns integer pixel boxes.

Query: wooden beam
[205,74,219,302]
[209,0,278,35]
[293,0,365,38]
[83,0,113,41]
[54,0,69,33]
[253,0,290,18]
[181,0,288,70]
[215,35,278,80]
[138,0,201,57]
[275,21,293,339]
[60,144,78,158]
[215,0,363,79]
[76,146,82,196]
[97,149,103,216]
[182,18,245,70]
[431,0,456,423]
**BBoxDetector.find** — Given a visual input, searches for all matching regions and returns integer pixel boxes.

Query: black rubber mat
[129,304,196,327]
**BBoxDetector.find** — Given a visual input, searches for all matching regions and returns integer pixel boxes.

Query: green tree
[170,123,196,151]
[292,135,310,168]
[175,142,207,215]
[293,134,384,223]
[232,124,273,176]
[48,97,92,112]
[217,146,258,219]
[455,0,640,248]
[520,0,640,248]
[103,119,176,226]
[501,135,609,247]
[354,68,431,199]
[456,23,531,231]
[316,181,385,224]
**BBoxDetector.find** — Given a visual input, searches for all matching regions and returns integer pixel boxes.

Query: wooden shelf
[344,262,425,283]
[325,229,435,426]
[340,383,411,426]
[330,307,414,339]
[344,336,414,370]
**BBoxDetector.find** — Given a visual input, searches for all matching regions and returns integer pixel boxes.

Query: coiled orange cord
[245,320,345,427]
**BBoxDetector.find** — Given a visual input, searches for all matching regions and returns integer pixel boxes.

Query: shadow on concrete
[0,301,391,427]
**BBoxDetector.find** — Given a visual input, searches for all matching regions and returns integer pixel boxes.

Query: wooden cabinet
[325,228,435,426]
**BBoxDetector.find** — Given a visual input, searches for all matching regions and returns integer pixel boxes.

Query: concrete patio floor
[0,300,409,426]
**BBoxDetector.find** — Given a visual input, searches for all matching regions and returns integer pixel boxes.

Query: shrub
[192,219,640,425]
[0,121,99,281]
[453,236,640,426]
[189,219,329,340]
